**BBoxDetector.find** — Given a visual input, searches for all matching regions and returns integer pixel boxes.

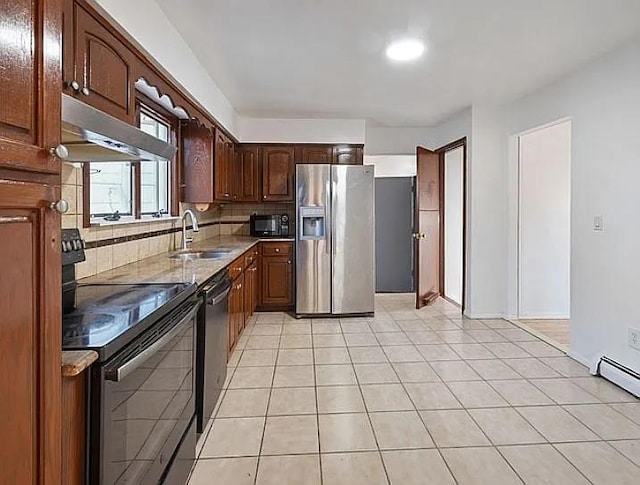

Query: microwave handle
[105,304,198,382]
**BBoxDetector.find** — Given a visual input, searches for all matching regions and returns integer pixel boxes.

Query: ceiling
[156,0,640,126]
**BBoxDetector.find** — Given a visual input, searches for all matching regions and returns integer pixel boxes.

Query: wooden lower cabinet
[62,371,87,485]
[0,178,61,485]
[259,242,294,309]
[228,272,244,354]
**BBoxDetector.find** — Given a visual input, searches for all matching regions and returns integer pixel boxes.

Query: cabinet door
[243,265,253,323]
[261,255,294,306]
[228,281,238,353]
[0,179,61,485]
[333,146,363,165]
[214,131,232,201]
[262,146,294,202]
[0,0,62,174]
[182,121,214,203]
[235,145,260,202]
[234,274,245,341]
[299,145,332,164]
[70,3,135,123]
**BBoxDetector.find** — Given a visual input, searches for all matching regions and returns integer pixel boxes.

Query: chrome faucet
[181,209,200,250]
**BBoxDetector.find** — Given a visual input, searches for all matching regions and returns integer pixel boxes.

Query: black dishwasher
[196,270,232,433]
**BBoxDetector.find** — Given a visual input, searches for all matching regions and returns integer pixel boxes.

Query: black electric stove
[61,228,200,484]
[63,281,196,362]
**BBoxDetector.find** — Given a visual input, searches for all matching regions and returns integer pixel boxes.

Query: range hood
[61,94,177,163]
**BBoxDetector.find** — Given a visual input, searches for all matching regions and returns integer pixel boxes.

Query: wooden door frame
[436,137,467,312]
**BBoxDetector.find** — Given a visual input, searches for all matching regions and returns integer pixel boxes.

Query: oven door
[93,301,199,484]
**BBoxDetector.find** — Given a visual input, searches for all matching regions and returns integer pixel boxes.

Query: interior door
[414,147,441,309]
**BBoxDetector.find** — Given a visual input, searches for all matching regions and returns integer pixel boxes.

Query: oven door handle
[105,305,198,382]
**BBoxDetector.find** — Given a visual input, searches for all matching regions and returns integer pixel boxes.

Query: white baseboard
[518,313,570,320]
[568,350,591,367]
[464,313,505,319]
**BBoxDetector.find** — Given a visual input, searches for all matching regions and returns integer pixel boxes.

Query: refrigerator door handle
[325,178,331,254]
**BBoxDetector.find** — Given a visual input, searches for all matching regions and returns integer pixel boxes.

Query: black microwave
[250,214,290,237]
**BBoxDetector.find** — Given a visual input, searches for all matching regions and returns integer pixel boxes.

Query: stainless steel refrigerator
[296,164,375,316]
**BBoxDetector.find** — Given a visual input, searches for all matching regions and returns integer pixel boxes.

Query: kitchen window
[86,101,178,225]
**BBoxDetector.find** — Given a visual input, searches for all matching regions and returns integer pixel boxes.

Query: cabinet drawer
[261,242,293,256]
[228,255,246,280]
[244,248,258,267]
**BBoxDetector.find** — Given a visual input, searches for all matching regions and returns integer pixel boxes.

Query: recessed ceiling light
[386,39,425,62]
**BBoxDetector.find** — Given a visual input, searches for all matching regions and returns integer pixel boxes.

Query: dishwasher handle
[206,284,231,306]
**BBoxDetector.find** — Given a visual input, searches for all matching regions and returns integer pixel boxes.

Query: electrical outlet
[629,328,640,351]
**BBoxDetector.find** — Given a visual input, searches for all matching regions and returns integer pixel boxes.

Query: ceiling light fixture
[385,39,425,62]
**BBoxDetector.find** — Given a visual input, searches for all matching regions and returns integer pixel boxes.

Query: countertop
[80,235,295,287]
[61,350,99,377]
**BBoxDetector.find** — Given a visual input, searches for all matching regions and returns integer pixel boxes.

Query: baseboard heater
[590,356,640,398]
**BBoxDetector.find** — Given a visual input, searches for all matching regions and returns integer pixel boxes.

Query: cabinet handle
[49,144,69,160]
[275,248,280,253]
[0,216,29,224]
[263,195,267,199]
[287,260,292,265]
[80,87,90,96]
[50,199,69,214]
[67,80,80,92]
[237,283,242,290]
[225,193,230,197]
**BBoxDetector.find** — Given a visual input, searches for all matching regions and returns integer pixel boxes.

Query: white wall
[364,155,416,178]
[365,123,437,155]
[237,117,365,144]
[488,36,640,372]
[518,121,571,319]
[95,0,238,136]
[444,147,464,305]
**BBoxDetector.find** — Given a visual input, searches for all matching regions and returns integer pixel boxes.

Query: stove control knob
[73,240,80,250]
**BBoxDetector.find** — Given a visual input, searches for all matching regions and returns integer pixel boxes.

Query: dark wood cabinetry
[262,146,295,202]
[298,145,333,164]
[234,145,260,202]
[259,242,294,308]
[62,370,87,485]
[0,0,62,174]
[333,145,363,165]
[0,180,62,485]
[0,0,63,483]
[63,1,136,123]
[181,121,214,203]
[228,272,245,353]
[214,129,234,201]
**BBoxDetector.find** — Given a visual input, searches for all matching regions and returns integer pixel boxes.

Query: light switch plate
[593,215,603,231]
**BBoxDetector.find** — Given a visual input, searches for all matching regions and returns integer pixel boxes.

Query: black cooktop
[62,282,196,361]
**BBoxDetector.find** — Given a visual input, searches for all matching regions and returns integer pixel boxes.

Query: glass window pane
[89,162,133,216]
[139,112,171,215]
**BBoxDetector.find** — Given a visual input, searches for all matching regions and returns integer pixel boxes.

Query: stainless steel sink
[169,249,232,261]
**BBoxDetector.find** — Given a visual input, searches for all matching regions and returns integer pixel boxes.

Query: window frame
[83,95,181,227]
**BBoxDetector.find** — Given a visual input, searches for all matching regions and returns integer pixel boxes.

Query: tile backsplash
[62,162,295,279]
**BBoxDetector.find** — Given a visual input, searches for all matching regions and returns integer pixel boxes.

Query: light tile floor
[188,294,640,485]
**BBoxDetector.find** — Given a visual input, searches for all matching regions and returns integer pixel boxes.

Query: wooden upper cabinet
[0,0,62,174]
[182,120,214,203]
[63,1,135,123]
[262,146,294,202]
[0,179,62,485]
[298,145,333,164]
[235,145,260,202]
[333,145,363,165]
[214,130,233,201]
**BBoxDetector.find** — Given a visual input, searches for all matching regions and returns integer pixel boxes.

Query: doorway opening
[516,120,571,345]
[414,138,467,311]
